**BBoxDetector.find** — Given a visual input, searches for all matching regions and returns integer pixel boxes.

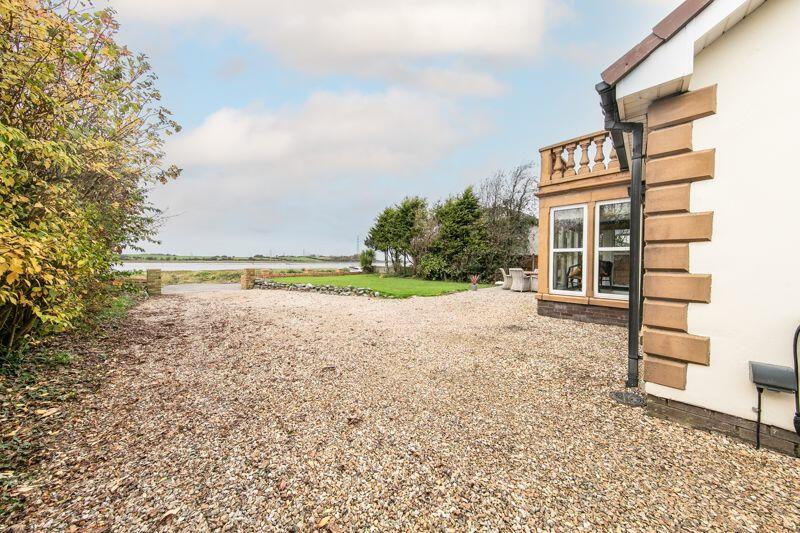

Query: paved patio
[17,288,800,531]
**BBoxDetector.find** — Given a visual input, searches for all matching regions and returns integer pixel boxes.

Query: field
[120,253,356,263]
[157,270,244,285]
[268,273,489,298]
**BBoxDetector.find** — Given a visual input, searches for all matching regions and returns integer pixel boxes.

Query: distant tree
[359,249,375,273]
[365,206,395,270]
[478,162,539,272]
[364,163,538,282]
[426,187,486,280]
[393,196,427,273]
[409,206,437,276]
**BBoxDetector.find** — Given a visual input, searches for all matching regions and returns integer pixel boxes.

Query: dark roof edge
[600,0,714,86]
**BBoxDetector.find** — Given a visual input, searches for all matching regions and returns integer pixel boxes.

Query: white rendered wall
[645,0,800,430]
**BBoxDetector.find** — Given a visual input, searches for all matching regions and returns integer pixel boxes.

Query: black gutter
[596,81,644,388]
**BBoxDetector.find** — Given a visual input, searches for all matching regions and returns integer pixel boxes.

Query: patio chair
[567,264,582,289]
[498,268,512,289]
[509,268,532,292]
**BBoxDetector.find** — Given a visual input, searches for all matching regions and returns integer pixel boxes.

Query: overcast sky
[109,0,682,256]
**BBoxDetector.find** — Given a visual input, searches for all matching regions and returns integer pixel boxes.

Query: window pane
[599,202,630,248]
[553,208,583,249]
[597,250,630,296]
[553,251,583,292]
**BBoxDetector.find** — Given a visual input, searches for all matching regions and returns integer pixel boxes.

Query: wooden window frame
[550,204,588,297]
[594,199,631,301]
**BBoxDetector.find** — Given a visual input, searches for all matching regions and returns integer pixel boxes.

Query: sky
[108,0,683,257]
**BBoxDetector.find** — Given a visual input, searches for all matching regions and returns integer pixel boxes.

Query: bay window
[550,205,587,295]
[595,200,631,299]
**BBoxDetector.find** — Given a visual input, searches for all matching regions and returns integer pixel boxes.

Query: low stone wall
[647,395,800,457]
[254,279,382,298]
[537,299,627,327]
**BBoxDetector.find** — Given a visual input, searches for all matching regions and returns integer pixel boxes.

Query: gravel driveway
[18,288,800,531]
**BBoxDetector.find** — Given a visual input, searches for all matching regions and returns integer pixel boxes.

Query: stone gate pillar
[240,268,257,290]
[146,269,161,295]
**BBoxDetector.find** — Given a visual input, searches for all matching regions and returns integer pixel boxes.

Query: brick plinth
[647,395,800,457]
[537,299,628,327]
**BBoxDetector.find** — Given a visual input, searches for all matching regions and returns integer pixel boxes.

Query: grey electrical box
[749,361,797,393]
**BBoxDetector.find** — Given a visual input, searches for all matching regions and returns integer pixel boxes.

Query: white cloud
[389,66,509,97]
[109,0,559,95]
[168,89,482,175]
[149,89,487,254]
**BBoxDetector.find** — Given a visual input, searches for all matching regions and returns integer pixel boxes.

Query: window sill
[536,293,629,309]
[537,293,589,305]
[589,297,629,309]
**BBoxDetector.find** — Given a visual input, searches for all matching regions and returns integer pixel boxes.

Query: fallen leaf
[317,515,331,529]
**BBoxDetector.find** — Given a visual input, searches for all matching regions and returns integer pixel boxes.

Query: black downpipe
[596,81,645,388]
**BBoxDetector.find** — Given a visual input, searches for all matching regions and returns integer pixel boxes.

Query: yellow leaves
[34,407,60,418]
[0,0,180,351]
[8,257,23,275]
[28,257,41,274]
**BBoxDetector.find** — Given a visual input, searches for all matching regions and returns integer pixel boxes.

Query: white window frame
[549,204,587,297]
[594,199,631,301]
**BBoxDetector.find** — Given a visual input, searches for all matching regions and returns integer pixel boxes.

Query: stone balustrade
[539,130,621,184]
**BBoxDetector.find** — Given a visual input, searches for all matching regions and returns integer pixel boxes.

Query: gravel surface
[161,283,240,295]
[15,288,800,531]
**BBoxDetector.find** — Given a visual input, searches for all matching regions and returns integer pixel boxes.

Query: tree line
[363,164,539,281]
[0,1,179,361]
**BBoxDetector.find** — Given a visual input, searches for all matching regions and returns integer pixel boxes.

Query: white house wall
[616,0,766,120]
[645,0,800,430]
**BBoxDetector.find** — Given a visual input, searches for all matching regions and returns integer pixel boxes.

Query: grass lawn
[268,273,491,298]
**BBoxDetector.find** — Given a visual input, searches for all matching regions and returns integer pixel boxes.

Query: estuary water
[116,261,359,272]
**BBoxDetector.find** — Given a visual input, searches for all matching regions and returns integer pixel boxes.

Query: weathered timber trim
[643,273,711,303]
[648,84,717,130]
[647,122,693,157]
[643,355,687,389]
[643,299,688,331]
[643,244,690,271]
[643,327,710,365]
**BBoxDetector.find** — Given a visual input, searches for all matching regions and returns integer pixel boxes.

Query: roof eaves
[600,0,714,86]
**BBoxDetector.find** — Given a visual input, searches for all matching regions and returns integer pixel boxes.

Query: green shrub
[360,249,375,273]
[418,254,449,280]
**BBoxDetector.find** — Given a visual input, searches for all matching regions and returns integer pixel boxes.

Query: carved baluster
[593,134,607,172]
[607,141,621,172]
[552,147,565,179]
[563,143,577,177]
[577,138,591,174]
